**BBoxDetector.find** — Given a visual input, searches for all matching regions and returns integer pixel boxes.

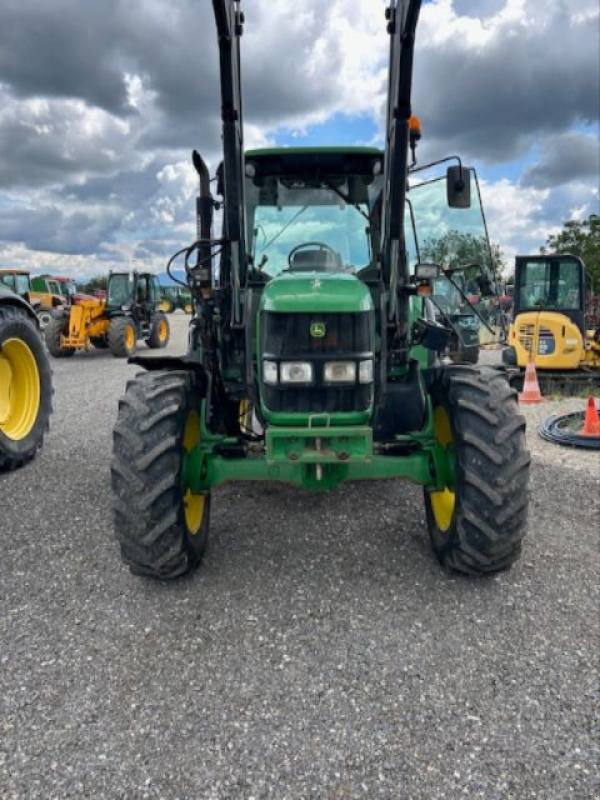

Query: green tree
[420,230,506,278]
[542,214,600,288]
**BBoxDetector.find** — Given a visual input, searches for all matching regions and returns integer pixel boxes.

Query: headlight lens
[359,359,374,384]
[263,360,278,385]
[323,361,356,383]
[280,361,313,384]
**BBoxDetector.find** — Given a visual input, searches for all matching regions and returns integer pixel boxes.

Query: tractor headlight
[323,361,356,384]
[359,359,374,384]
[263,360,278,385]
[280,361,313,384]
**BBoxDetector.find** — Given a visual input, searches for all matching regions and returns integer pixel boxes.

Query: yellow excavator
[503,254,600,380]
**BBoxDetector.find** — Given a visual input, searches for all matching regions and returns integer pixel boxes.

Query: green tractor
[111,0,530,580]
[0,288,53,469]
[159,285,194,314]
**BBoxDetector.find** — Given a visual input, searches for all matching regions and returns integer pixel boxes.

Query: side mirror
[446,166,472,209]
[413,262,440,281]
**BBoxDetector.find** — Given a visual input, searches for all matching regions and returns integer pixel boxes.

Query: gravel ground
[1,315,599,799]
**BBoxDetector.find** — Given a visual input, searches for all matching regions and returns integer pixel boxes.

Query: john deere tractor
[111,0,530,580]
[0,288,52,469]
[46,271,170,358]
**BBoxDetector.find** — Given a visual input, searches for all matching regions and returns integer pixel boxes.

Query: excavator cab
[503,254,599,370]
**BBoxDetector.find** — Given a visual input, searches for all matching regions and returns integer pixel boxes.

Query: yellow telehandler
[45,271,170,358]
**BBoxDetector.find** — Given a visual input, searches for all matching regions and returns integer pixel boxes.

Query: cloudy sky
[0,0,598,278]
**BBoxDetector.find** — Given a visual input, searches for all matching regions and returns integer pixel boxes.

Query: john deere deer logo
[310,321,326,338]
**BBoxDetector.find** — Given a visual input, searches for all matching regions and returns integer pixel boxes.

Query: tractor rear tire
[146,313,170,349]
[45,316,75,357]
[424,366,530,574]
[159,299,174,314]
[108,317,136,358]
[111,370,210,579]
[0,304,53,470]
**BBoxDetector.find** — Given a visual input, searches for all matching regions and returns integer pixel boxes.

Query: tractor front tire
[111,370,210,579]
[45,316,75,358]
[146,313,170,349]
[0,304,53,470]
[108,317,136,358]
[458,344,479,364]
[424,366,530,574]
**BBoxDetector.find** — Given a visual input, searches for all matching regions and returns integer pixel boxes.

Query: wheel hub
[0,338,41,440]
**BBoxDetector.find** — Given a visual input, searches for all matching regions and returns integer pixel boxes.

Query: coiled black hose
[539,405,600,450]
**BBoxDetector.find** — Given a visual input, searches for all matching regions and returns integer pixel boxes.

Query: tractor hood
[260,272,373,314]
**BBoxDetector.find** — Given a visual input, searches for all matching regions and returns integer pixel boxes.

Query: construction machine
[111,0,529,580]
[0,268,66,330]
[0,288,52,469]
[45,270,170,358]
[502,254,600,384]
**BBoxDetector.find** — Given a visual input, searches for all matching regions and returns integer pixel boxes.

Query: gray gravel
[1,315,599,799]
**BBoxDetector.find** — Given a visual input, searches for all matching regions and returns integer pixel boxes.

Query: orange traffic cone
[580,396,600,436]
[519,355,543,404]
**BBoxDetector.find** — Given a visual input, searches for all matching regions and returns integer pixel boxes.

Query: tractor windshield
[246,175,383,277]
[406,170,494,278]
[516,259,582,311]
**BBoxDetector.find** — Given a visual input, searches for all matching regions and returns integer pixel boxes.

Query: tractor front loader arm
[212,0,247,305]
[381,0,421,336]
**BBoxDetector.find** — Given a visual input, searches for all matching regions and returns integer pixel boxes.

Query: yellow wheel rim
[430,406,456,532]
[184,304,193,314]
[182,410,206,536]
[159,320,168,342]
[125,325,135,349]
[0,338,41,441]
[159,300,170,313]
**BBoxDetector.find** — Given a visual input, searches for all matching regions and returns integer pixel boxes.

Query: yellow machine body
[508,311,600,370]
[60,297,109,350]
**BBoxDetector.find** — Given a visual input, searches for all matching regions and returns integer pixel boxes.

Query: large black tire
[0,304,53,470]
[146,313,170,349]
[424,366,530,574]
[458,344,479,364]
[108,316,136,358]
[111,370,210,579]
[45,316,75,357]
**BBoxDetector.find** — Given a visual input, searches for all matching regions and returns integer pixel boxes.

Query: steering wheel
[287,242,340,270]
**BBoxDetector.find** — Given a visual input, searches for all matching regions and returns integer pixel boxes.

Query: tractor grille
[260,311,373,414]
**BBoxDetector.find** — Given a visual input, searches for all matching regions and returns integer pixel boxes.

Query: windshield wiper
[258,205,308,254]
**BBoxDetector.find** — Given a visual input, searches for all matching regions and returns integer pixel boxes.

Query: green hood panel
[260,273,374,314]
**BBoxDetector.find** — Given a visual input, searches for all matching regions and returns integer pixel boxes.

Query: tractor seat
[289,249,342,272]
